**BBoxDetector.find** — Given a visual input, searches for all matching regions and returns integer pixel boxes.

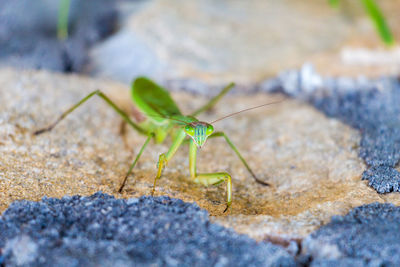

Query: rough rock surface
[262,64,400,195]
[0,68,398,243]
[303,202,400,266]
[0,192,296,267]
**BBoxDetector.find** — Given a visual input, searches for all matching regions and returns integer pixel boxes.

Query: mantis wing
[132,77,182,124]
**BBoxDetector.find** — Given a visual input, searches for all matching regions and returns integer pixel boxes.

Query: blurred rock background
[1,0,399,86]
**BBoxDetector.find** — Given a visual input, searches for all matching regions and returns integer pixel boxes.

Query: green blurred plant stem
[329,0,340,8]
[361,0,394,46]
[329,0,394,46]
[57,0,71,40]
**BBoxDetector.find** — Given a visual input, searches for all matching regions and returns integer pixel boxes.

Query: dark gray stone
[0,0,118,72]
[303,202,400,266]
[362,166,400,193]
[310,78,400,193]
[0,192,296,267]
[310,258,367,267]
[261,64,400,194]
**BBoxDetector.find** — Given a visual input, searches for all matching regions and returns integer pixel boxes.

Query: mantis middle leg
[118,132,154,192]
[189,140,232,212]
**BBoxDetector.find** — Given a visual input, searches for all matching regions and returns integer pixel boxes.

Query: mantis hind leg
[189,140,232,212]
[33,89,153,192]
[190,82,235,116]
[34,90,147,135]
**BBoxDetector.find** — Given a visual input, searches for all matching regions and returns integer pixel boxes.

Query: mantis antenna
[145,99,285,125]
[210,99,285,124]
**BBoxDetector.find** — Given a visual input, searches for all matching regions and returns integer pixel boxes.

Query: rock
[2,0,399,83]
[90,0,400,86]
[1,68,399,243]
[262,65,400,195]
[89,0,351,85]
[362,166,400,194]
[310,258,366,267]
[3,235,38,266]
[303,202,400,266]
[0,192,296,266]
[0,0,118,72]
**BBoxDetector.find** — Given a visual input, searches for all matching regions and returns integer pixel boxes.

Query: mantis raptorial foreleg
[34,90,147,135]
[209,132,269,186]
[189,139,232,212]
[152,129,187,195]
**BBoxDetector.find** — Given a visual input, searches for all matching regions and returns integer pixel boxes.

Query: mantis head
[184,122,214,149]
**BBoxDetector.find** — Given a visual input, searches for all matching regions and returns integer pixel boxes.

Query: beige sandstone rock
[1,69,398,242]
[91,0,351,84]
[90,0,400,85]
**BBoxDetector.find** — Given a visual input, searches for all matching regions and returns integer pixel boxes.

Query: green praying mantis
[34,77,282,212]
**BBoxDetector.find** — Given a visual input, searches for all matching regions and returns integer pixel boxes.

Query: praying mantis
[35,77,281,212]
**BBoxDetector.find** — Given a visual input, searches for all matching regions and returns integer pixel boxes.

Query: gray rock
[0,0,118,72]
[261,64,400,194]
[3,235,38,266]
[362,166,400,193]
[311,77,400,193]
[0,192,296,267]
[310,258,366,267]
[303,202,400,266]
[270,64,324,99]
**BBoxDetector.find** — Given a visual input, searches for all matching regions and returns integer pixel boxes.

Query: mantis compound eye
[184,125,195,136]
[206,124,214,136]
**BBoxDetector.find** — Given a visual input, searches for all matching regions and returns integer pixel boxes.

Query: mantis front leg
[152,129,187,195]
[189,140,232,212]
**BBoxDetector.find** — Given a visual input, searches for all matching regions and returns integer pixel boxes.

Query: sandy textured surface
[1,69,397,241]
